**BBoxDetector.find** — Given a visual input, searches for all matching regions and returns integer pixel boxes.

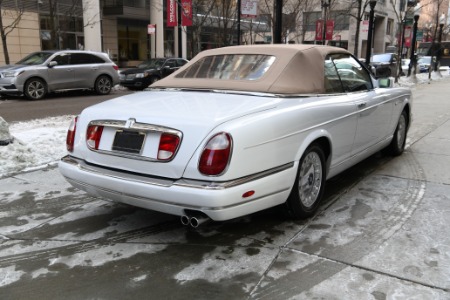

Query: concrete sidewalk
[0,78,450,299]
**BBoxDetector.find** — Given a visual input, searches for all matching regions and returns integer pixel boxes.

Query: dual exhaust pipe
[180,212,210,228]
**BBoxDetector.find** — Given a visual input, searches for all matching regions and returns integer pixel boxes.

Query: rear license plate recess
[112,130,145,154]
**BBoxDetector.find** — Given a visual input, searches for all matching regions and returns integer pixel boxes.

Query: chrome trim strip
[89,119,182,136]
[61,156,294,190]
[65,175,290,211]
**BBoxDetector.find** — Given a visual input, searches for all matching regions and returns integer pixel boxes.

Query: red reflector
[157,133,180,160]
[242,191,255,198]
[66,117,78,152]
[198,132,232,176]
[86,125,104,150]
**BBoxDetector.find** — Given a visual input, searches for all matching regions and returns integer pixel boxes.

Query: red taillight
[113,65,119,71]
[86,125,104,150]
[198,132,232,176]
[157,133,180,160]
[66,116,78,152]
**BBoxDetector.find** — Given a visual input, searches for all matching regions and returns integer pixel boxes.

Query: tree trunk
[353,0,362,57]
[0,10,10,64]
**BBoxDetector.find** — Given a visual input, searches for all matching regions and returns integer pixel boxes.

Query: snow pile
[0,117,13,146]
[0,116,73,178]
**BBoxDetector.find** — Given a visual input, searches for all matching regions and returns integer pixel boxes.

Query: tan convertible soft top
[151,44,351,95]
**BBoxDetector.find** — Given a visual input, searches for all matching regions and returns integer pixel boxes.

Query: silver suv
[0,50,120,100]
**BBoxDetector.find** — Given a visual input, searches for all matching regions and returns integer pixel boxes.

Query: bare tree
[187,0,217,57]
[211,0,239,47]
[0,0,25,64]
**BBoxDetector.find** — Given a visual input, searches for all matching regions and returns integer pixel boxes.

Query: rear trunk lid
[75,90,279,179]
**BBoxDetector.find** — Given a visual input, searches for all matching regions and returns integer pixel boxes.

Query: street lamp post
[365,0,377,67]
[321,0,330,45]
[436,13,446,71]
[407,4,421,77]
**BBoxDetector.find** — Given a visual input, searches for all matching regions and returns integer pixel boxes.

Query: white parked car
[59,45,412,227]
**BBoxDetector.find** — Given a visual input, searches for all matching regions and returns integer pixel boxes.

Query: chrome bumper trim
[64,175,290,211]
[60,155,294,190]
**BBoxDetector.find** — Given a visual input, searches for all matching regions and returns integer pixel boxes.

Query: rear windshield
[175,54,276,80]
[372,54,392,63]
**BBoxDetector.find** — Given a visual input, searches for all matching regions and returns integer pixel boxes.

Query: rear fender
[294,129,332,173]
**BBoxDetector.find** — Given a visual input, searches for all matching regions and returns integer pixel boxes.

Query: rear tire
[95,75,112,95]
[285,143,326,219]
[24,78,47,100]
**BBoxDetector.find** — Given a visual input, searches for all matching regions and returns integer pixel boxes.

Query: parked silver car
[0,50,120,100]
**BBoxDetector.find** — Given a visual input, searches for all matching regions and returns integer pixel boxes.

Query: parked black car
[120,58,188,90]
[370,53,398,78]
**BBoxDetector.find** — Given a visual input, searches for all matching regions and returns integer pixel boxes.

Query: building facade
[0,0,448,66]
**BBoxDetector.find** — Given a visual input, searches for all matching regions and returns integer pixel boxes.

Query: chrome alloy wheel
[298,151,323,208]
[396,113,407,150]
[26,80,45,100]
[96,77,112,94]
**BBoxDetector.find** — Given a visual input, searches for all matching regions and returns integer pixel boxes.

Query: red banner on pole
[315,20,324,41]
[325,20,334,41]
[167,0,177,27]
[181,0,192,26]
[404,26,412,47]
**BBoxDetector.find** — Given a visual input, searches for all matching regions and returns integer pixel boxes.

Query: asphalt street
[1,77,450,299]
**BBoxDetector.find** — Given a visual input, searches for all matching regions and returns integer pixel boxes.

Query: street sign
[148,24,156,35]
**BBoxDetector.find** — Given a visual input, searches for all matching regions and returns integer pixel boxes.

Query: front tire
[95,75,113,95]
[285,143,326,219]
[385,110,408,156]
[24,78,47,100]
[149,76,159,85]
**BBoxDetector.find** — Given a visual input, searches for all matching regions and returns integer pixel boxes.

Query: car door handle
[358,102,367,109]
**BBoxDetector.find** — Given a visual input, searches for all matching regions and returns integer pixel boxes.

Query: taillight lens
[113,65,119,71]
[66,117,78,152]
[86,125,104,150]
[198,132,232,176]
[157,133,180,160]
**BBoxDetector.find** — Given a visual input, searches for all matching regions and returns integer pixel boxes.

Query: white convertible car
[59,45,412,227]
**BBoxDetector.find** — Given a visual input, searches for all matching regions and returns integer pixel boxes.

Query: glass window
[176,59,188,67]
[165,60,176,68]
[324,59,344,93]
[70,53,105,64]
[176,55,276,81]
[328,11,350,31]
[51,54,70,66]
[137,59,166,69]
[330,54,373,92]
[303,12,322,32]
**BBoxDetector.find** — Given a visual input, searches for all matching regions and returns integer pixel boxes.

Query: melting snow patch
[0,266,25,287]
[0,115,73,178]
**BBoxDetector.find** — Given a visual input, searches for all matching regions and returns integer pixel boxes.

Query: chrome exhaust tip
[180,215,190,226]
[189,215,210,228]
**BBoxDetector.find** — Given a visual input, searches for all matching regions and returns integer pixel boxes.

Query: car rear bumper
[59,155,295,221]
[120,79,150,88]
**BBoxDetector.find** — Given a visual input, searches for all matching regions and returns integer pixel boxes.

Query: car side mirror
[48,61,58,68]
[378,77,393,88]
